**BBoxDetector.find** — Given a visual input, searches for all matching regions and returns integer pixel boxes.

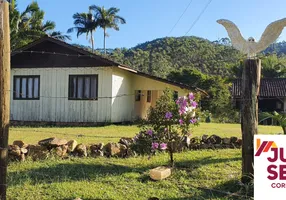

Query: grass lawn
[9,123,282,144]
[7,123,280,199]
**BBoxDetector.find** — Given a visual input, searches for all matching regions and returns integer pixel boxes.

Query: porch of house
[133,90,166,119]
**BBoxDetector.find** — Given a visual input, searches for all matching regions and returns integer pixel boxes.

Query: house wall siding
[111,69,190,121]
[10,67,113,122]
[111,68,134,122]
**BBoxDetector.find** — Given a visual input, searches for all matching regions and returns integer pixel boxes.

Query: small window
[173,91,178,101]
[147,90,152,103]
[135,90,141,101]
[13,76,40,100]
[69,75,98,100]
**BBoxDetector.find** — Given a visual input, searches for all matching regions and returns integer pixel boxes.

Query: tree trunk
[104,28,106,55]
[0,2,11,200]
[90,31,94,53]
[241,59,261,184]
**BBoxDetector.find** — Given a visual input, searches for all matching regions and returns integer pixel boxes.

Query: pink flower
[160,143,167,150]
[179,107,186,115]
[191,101,198,108]
[190,118,197,124]
[179,119,184,125]
[164,128,168,132]
[165,112,173,119]
[146,129,153,136]
[189,93,194,100]
[152,142,159,149]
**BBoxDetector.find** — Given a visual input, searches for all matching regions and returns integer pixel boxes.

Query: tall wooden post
[0,1,10,200]
[241,59,261,183]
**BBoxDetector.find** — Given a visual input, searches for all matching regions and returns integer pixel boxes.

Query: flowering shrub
[132,89,199,166]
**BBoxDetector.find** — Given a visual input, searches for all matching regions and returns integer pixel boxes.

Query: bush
[132,89,199,166]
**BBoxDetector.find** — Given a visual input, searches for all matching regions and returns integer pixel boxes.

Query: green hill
[109,36,243,77]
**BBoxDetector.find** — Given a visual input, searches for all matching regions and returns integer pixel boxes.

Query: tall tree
[9,0,69,50]
[89,5,126,54]
[67,12,97,52]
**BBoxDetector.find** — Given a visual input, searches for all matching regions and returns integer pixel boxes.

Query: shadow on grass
[8,156,241,186]
[162,179,253,200]
[8,162,152,186]
[175,156,241,169]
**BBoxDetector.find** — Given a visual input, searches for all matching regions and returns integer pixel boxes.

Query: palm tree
[259,111,286,134]
[49,31,71,41]
[89,5,126,54]
[10,0,67,49]
[67,12,97,52]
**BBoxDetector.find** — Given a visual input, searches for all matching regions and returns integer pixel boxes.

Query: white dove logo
[217,18,286,58]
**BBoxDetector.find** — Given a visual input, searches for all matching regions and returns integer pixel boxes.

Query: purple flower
[146,129,153,136]
[190,118,197,124]
[160,143,167,150]
[189,93,195,100]
[191,101,198,108]
[179,106,186,115]
[152,142,159,149]
[165,112,173,119]
[179,119,184,125]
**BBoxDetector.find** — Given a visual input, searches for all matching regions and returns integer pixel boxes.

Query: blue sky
[18,0,286,49]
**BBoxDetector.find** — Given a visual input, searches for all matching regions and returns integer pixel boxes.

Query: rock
[97,143,104,150]
[190,136,200,144]
[150,166,171,181]
[181,136,191,148]
[222,138,231,144]
[28,145,49,161]
[13,140,26,148]
[20,148,28,154]
[38,137,67,148]
[90,150,104,158]
[104,143,126,157]
[119,138,133,147]
[207,135,222,144]
[202,135,208,143]
[230,137,238,144]
[236,139,242,147]
[67,140,78,153]
[61,144,68,157]
[74,144,87,157]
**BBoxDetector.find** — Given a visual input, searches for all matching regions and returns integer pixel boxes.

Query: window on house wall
[147,90,152,102]
[135,90,141,101]
[13,76,40,100]
[69,75,98,100]
[173,91,178,101]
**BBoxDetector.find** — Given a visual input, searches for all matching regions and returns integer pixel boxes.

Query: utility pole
[0,1,10,200]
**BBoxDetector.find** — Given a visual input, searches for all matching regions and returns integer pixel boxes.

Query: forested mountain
[109,36,243,77]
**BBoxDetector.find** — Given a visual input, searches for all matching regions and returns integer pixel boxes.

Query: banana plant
[259,111,286,134]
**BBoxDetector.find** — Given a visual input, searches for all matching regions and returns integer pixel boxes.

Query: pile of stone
[187,134,242,150]
[8,136,136,162]
[8,134,242,162]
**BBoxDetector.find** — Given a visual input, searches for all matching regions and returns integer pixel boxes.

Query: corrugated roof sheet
[232,78,286,97]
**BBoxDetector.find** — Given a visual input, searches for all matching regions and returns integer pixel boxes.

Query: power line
[184,0,213,36]
[167,0,194,36]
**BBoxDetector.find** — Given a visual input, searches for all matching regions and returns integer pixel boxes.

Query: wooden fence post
[241,59,261,183]
[0,1,10,200]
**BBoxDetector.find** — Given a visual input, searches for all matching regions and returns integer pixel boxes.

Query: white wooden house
[11,36,204,125]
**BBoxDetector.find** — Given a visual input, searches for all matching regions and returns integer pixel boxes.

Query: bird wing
[217,19,248,54]
[255,18,286,53]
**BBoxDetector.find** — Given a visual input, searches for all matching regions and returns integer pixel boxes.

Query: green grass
[9,123,282,145]
[7,123,281,199]
[8,150,245,200]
